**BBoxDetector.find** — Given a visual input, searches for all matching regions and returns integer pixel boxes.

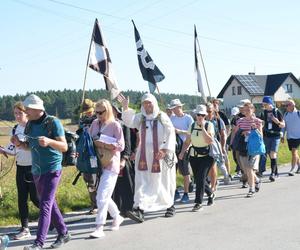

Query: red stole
[138,119,161,173]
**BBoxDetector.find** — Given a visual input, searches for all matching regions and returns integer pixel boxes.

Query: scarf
[138,118,160,173]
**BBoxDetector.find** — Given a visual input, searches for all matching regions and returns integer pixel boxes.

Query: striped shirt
[236,117,262,132]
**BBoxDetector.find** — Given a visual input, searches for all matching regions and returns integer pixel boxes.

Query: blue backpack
[75,127,101,174]
[247,129,266,156]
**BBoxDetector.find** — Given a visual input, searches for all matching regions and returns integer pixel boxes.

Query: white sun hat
[23,94,45,111]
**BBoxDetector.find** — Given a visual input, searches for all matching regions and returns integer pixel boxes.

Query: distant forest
[0,89,204,122]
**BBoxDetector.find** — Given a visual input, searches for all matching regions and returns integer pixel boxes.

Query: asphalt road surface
[3,165,300,250]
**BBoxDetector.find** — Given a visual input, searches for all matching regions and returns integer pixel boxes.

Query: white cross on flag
[132,20,165,94]
[88,19,120,99]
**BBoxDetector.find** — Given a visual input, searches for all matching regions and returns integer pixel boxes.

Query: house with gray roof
[217,72,300,109]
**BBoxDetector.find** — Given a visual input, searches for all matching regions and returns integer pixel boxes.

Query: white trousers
[95,169,119,225]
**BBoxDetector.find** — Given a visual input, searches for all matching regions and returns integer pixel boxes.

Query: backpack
[247,129,266,156]
[231,129,248,156]
[175,134,183,155]
[12,124,18,136]
[62,131,79,166]
[75,127,101,174]
[24,115,78,167]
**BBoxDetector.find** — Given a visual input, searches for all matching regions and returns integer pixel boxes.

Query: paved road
[2,165,300,250]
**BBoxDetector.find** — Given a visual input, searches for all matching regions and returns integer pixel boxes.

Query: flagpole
[81,19,96,106]
[195,27,211,98]
[79,19,96,124]
[155,85,166,109]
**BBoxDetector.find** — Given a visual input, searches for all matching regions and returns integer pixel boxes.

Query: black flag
[88,19,120,99]
[132,20,165,93]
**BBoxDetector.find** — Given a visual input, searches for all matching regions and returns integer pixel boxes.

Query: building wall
[274,76,300,101]
[222,79,251,109]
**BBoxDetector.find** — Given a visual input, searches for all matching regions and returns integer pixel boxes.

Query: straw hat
[169,99,185,109]
[81,99,95,114]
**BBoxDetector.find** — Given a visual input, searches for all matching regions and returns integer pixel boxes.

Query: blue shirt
[27,116,65,175]
[283,110,300,139]
[171,113,194,141]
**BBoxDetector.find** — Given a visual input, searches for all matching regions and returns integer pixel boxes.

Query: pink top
[237,116,262,133]
[89,119,125,174]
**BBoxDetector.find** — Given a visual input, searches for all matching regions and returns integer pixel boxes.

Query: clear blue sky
[1,0,300,98]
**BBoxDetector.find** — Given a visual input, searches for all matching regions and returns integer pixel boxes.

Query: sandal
[164,206,176,217]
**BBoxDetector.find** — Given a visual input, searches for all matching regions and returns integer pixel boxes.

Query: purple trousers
[33,170,67,247]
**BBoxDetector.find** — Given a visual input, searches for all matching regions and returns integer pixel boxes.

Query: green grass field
[0,135,293,227]
[0,135,90,226]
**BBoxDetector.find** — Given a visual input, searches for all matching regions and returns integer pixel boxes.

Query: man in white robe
[121,93,177,222]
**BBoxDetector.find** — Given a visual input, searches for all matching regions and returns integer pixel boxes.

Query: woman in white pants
[89,99,125,238]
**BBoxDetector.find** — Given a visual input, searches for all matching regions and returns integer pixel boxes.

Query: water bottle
[0,235,9,250]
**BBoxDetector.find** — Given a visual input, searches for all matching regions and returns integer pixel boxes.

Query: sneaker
[14,227,31,240]
[87,208,98,215]
[192,203,203,212]
[207,193,215,206]
[50,232,71,248]
[109,215,124,231]
[269,174,275,182]
[23,243,42,250]
[255,179,261,192]
[180,193,189,203]
[246,191,254,198]
[288,171,295,176]
[126,208,144,223]
[90,227,105,238]
[174,189,181,201]
[296,166,300,174]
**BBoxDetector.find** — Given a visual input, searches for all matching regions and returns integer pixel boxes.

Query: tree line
[0,89,204,122]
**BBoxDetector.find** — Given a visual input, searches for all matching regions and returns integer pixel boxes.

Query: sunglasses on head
[96,110,106,115]
[196,114,206,117]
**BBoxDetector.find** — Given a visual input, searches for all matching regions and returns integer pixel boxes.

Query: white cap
[231,107,239,116]
[194,104,207,115]
[237,99,251,108]
[23,94,45,111]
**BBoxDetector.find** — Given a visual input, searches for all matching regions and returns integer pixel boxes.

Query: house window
[285,84,293,93]
[237,86,242,95]
[232,86,236,95]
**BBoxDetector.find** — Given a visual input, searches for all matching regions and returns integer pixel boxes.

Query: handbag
[96,147,114,168]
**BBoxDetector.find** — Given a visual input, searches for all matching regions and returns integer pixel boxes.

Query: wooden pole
[155,84,166,109]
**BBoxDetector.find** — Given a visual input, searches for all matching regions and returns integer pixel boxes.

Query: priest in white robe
[121,93,177,222]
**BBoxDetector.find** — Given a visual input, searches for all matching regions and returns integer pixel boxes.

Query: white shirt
[5,124,32,166]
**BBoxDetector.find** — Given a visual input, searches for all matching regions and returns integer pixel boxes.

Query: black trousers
[189,156,214,204]
[16,165,39,228]
[112,161,135,214]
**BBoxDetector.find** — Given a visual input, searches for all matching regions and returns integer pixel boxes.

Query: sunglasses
[96,110,106,115]
[196,114,206,117]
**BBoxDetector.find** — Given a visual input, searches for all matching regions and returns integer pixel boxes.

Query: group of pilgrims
[1,92,300,250]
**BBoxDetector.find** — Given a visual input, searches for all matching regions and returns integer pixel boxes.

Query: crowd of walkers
[1,93,300,250]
